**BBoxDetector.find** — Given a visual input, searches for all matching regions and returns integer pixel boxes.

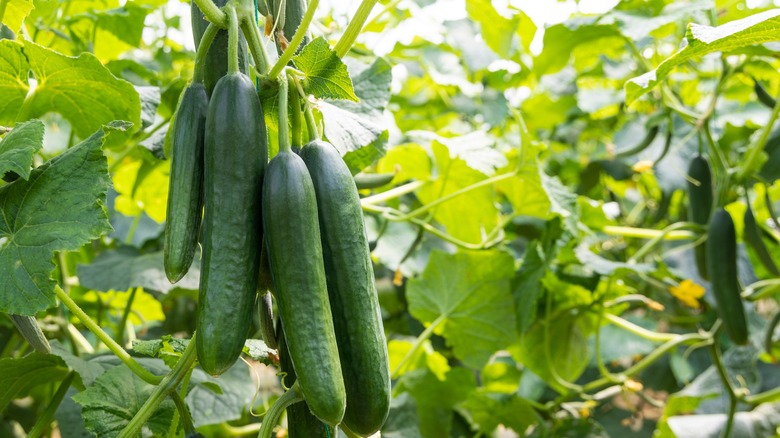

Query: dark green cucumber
[687,155,713,280]
[268,0,310,55]
[300,140,390,436]
[164,83,208,283]
[197,72,267,376]
[744,204,780,276]
[354,172,396,190]
[257,291,277,350]
[753,77,777,109]
[277,319,332,438]
[706,209,749,345]
[262,150,345,426]
[191,0,249,95]
[615,125,659,158]
[9,315,50,353]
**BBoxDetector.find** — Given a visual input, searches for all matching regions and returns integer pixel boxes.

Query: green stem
[709,342,738,437]
[170,391,195,435]
[602,225,698,240]
[390,315,445,379]
[27,372,76,438]
[333,0,378,57]
[289,80,303,148]
[277,74,291,153]
[125,213,142,245]
[192,0,227,27]
[116,287,138,347]
[629,222,701,262]
[746,386,780,405]
[742,278,780,301]
[193,23,219,83]
[360,180,426,206]
[54,286,163,385]
[268,0,319,79]
[241,19,271,75]
[605,314,677,343]
[292,75,321,140]
[118,335,198,438]
[257,382,304,438]
[737,89,780,182]
[227,5,240,74]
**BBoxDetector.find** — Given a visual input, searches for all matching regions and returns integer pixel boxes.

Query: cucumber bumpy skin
[196,72,267,376]
[262,150,346,427]
[706,209,749,345]
[300,140,390,436]
[164,83,208,283]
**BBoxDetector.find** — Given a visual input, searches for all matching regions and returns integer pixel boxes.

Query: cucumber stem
[277,73,291,153]
[291,75,320,140]
[118,335,198,438]
[333,0,378,58]
[227,5,240,74]
[268,0,319,79]
[257,382,304,438]
[241,19,271,75]
[289,81,303,148]
[390,315,444,379]
[54,286,163,385]
[116,287,138,347]
[27,372,76,438]
[192,0,227,27]
[193,23,218,83]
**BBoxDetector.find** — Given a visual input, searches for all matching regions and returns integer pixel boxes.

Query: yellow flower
[669,279,705,308]
[632,160,654,173]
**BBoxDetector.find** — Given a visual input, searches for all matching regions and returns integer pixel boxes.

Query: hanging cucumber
[262,75,345,426]
[706,209,750,345]
[196,8,268,376]
[744,204,780,276]
[164,82,209,283]
[753,77,777,109]
[257,290,277,350]
[277,320,332,438]
[268,0,310,55]
[354,172,396,190]
[687,155,713,280]
[9,315,50,354]
[191,0,249,95]
[300,139,391,436]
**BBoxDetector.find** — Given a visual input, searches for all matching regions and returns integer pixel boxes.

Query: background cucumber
[257,291,277,350]
[743,204,780,276]
[706,209,749,345]
[262,150,345,426]
[687,155,713,280]
[300,140,390,436]
[190,0,249,95]
[268,0,310,55]
[164,83,208,283]
[197,73,267,376]
[9,314,50,353]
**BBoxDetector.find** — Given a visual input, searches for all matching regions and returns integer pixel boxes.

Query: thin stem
[303,104,319,140]
[54,287,163,385]
[629,222,701,262]
[742,278,780,301]
[118,336,198,438]
[737,89,780,182]
[193,23,219,83]
[709,342,738,437]
[604,314,677,343]
[125,213,142,245]
[116,288,138,347]
[241,19,271,75]
[27,372,76,438]
[289,80,303,148]
[257,382,304,438]
[170,391,195,435]
[602,225,699,240]
[227,5,240,74]
[360,180,427,206]
[268,0,319,79]
[333,0,378,57]
[192,0,227,27]
[390,315,445,379]
[277,74,291,153]
[746,386,780,405]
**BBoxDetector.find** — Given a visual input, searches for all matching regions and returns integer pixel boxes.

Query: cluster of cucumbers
[163,1,390,435]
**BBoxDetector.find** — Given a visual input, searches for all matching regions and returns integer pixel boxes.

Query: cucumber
[743,204,780,276]
[277,319,332,438]
[300,140,390,436]
[753,77,777,109]
[164,83,208,283]
[191,0,249,95]
[268,0,310,55]
[9,314,50,353]
[706,209,749,345]
[196,72,267,376]
[262,150,345,426]
[354,172,396,190]
[257,291,277,350]
[687,155,713,280]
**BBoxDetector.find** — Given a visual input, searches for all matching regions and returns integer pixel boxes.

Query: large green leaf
[406,250,517,369]
[0,119,43,180]
[0,40,29,125]
[626,9,780,104]
[465,0,519,58]
[2,0,35,33]
[0,123,123,315]
[0,352,69,412]
[294,37,358,102]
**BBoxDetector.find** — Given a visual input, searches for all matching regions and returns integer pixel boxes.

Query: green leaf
[381,393,423,438]
[77,247,201,293]
[94,4,149,47]
[533,19,622,75]
[0,40,29,126]
[50,340,110,387]
[73,365,175,438]
[186,365,256,428]
[626,9,780,104]
[243,339,276,366]
[458,391,538,434]
[0,352,69,412]
[0,119,43,180]
[465,0,519,58]
[20,40,141,138]
[3,0,35,33]
[540,171,580,235]
[0,123,122,316]
[407,250,517,369]
[294,37,358,102]
[320,57,392,173]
